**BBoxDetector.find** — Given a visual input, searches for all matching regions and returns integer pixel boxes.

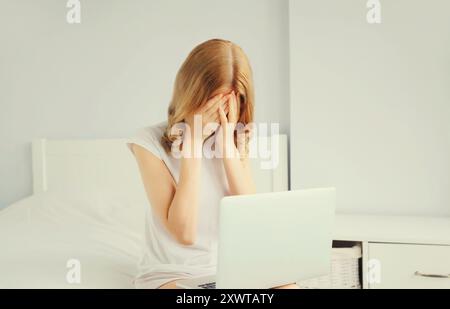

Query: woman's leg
[159,280,179,289]
[273,283,300,289]
[158,280,299,289]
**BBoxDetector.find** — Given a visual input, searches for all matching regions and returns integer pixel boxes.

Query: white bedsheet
[0,191,145,288]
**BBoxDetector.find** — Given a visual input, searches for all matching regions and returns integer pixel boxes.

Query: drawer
[368,243,450,289]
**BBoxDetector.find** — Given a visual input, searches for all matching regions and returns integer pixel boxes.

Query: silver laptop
[176,188,336,289]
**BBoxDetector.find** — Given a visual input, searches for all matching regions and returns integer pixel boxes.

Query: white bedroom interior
[0,0,449,289]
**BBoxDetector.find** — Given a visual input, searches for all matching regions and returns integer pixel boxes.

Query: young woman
[128,39,297,289]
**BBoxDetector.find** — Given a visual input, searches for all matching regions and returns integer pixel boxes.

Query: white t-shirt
[127,122,228,288]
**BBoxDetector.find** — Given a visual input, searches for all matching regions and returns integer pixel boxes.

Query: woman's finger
[202,94,224,114]
[205,113,219,126]
[218,104,228,126]
[229,92,238,122]
[204,93,230,116]
[224,102,230,116]
[213,93,233,113]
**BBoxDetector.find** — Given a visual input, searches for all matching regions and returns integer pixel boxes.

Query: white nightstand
[334,215,450,289]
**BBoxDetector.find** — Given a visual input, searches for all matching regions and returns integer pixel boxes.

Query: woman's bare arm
[219,92,256,196]
[132,94,229,245]
[222,146,256,196]
[132,140,201,246]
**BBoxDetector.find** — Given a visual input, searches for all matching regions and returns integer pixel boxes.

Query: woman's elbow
[167,222,196,246]
[228,186,256,196]
[174,230,196,246]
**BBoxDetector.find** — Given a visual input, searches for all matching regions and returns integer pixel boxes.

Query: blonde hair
[162,39,255,152]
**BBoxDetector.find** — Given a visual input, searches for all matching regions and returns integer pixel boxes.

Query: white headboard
[32,135,288,197]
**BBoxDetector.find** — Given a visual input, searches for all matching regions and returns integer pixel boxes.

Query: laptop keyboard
[198,282,216,289]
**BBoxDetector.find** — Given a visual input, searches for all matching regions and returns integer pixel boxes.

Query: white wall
[289,0,450,215]
[0,0,290,208]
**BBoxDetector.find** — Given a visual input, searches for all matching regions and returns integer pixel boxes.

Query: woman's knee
[273,283,300,289]
[158,280,179,289]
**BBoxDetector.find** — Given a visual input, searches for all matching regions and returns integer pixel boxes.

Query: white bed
[0,135,287,288]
